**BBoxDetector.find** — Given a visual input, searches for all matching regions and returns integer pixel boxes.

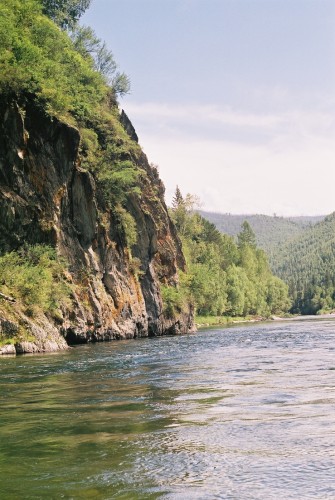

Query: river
[0,318,334,499]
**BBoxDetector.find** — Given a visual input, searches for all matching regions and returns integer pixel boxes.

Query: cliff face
[0,99,194,354]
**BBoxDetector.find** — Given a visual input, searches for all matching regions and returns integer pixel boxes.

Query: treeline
[199,211,323,254]
[271,213,335,314]
[166,189,291,318]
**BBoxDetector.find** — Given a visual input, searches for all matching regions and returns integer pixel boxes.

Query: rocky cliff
[0,97,194,354]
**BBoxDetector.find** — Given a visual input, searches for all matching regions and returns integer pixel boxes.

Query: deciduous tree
[42,0,91,30]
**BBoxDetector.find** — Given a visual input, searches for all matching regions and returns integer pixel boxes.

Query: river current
[0,319,334,499]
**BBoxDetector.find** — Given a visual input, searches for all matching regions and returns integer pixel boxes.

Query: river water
[0,319,334,499]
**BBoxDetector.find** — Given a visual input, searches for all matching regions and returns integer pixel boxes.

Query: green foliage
[199,211,324,254]
[114,205,138,248]
[71,25,131,96]
[197,209,335,315]
[96,159,141,207]
[171,185,184,209]
[0,0,107,119]
[170,187,201,238]
[237,221,256,248]
[1,0,139,254]
[0,245,70,317]
[42,0,91,30]
[79,117,143,240]
[161,285,185,319]
[170,191,291,318]
[0,0,130,122]
[271,212,335,314]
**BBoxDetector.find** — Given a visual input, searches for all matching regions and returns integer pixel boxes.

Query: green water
[1,319,335,499]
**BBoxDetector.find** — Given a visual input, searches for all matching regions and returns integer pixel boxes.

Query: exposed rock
[0,317,19,337]
[0,98,194,353]
[0,344,16,355]
[120,109,138,142]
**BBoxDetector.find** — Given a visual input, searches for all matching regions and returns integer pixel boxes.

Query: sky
[82,0,335,215]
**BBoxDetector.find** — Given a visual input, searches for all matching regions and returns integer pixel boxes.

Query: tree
[42,0,91,30]
[172,186,184,209]
[71,25,100,55]
[238,221,257,248]
[71,25,131,96]
[170,187,199,237]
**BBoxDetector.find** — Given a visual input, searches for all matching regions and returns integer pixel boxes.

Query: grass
[195,315,267,328]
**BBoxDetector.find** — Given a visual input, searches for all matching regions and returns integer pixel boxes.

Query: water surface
[1,319,335,499]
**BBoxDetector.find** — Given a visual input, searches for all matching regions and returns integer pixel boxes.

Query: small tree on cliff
[170,187,201,238]
[172,185,184,209]
[71,25,131,96]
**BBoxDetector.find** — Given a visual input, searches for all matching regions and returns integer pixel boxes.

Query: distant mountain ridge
[199,211,325,253]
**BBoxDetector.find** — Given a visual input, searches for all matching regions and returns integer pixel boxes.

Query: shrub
[0,245,70,317]
[114,205,138,248]
[161,285,185,319]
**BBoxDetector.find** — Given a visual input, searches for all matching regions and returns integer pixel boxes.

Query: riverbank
[195,315,270,328]
[196,312,335,329]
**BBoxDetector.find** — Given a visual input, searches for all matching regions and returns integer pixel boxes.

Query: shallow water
[0,319,335,499]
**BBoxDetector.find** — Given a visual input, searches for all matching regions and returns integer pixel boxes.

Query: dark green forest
[270,213,335,314]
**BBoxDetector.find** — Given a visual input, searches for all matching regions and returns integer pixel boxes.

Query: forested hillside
[199,211,324,253]
[169,191,291,318]
[270,213,335,314]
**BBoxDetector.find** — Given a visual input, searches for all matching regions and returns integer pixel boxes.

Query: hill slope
[199,211,324,253]
[270,213,335,314]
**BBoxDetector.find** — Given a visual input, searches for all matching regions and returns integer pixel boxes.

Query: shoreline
[196,313,335,329]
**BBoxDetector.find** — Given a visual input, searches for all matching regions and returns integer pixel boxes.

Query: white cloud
[125,101,335,139]
[123,101,335,215]
[126,102,284,129]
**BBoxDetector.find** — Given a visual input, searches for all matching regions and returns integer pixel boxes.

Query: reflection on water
[0,319,335,499]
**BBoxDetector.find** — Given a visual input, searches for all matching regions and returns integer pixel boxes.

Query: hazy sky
[83,0,335,215]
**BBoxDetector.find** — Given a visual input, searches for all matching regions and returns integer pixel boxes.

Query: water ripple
[0,319,335,498]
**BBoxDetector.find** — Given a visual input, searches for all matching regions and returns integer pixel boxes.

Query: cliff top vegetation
[0,0,129,123]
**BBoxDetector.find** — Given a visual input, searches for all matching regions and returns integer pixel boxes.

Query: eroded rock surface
[0,99,194,353]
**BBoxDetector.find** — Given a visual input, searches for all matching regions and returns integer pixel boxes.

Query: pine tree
[238,221,257,248]
[172,186,184,209]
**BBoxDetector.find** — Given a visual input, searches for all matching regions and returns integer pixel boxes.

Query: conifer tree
[238,221,257,248]
[172,186,184,209]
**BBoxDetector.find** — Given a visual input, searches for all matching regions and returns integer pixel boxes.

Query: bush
[0,245,70,317]
[161,285,185,319]
[114,205,138,248]
[0,0,107,121]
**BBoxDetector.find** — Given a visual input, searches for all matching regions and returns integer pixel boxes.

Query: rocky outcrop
[0,97,194,353]
[120,109,138,143]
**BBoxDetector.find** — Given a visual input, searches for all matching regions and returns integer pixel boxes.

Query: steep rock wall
[0,99,194,353]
